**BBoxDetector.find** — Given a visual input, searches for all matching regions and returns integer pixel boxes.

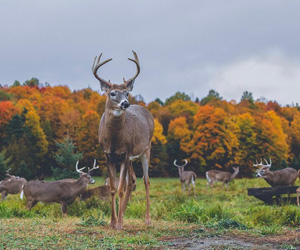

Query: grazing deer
[80,185,111,201]
[174,159,197,196]
[21,161,98,216]
[92,51,154,230]
[254,158,299,187]
[0,169,27,201]
[206,167,239,190]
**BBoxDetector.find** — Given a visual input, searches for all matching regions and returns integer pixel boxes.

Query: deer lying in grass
[254,159,299,187]
[93,51,154,229]
[21,161,98,216]
[174,159,197,196]
[0,169,27,201]
[206,167,239,190]
[80,185,111,201]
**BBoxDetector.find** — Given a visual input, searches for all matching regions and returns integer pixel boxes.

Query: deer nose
[120,100,130,110]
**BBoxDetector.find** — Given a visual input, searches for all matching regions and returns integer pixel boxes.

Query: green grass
[0,177,300,248]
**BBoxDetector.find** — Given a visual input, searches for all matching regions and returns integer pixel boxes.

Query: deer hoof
[116,223,123,230]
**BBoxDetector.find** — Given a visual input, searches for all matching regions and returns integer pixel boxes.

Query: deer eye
[110,92,116,97]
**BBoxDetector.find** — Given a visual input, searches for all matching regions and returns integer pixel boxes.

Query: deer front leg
[1,191,7,201]
[118,161,135,230]
[116,160,128,230]
[141,151,151,225]
[107,164,117,229]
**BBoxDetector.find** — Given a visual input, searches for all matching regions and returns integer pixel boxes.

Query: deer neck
[230,171,238,180]
[178,168,184,180]
[73,176,89,194]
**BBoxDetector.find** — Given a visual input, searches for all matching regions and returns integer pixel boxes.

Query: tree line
[1,78,300,179]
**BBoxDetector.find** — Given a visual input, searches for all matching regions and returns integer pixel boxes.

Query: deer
[0,169,27,201]
[21,161,98,216]
[92,51,154,230]
[253,158,299,187]
[206,167,239,190]
[80,185,111,201]
[174,159,197,196]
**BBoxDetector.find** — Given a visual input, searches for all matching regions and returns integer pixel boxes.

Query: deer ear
[125,80,135,92]
[100,81,111,94]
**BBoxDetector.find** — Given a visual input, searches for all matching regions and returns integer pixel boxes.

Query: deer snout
[256,173,261,177]
[120,100,130,110]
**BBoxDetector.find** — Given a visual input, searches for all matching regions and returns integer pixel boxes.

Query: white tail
[20,185,24,200]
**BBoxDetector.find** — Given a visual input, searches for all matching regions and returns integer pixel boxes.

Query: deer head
[76,160,99,184]
[254,158,272,178]
[92,51,140,111]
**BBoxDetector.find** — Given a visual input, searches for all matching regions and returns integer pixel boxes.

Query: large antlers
[75,161,87,174]
[88,159,99,173]
[174,159,188,168]
[92,51,140,91]
[123,51,140,90]
[92,53,113,88]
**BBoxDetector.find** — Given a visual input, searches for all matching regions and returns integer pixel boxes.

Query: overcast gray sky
[1,1,300,105]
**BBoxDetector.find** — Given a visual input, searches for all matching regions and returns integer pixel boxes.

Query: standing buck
[0,169,27,201]
[92,51,154,230]
[21,161,98,216]
[254,158,299,187]
[174,159,196,196]
[206,167,239,190]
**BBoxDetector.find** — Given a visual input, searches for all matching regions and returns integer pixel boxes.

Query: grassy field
[1,177,300,249]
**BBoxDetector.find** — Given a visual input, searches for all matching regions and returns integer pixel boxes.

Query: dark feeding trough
[248,186,299,204]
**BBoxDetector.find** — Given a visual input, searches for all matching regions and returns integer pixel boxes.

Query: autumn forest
[1,78,300,180]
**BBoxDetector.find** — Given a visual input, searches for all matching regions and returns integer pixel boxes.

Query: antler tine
[183,159,188,167]
[124,50,140,84]
[92,53,113,86]
[76,161,86,173]
[173,159,179,167]
[88,159,99,173]
[269,158,272,165]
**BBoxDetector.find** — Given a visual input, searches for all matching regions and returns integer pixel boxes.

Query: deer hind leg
[26,199,37,210]
[60,201,68,216]
[192,177,196,196]
[141,149,151,225]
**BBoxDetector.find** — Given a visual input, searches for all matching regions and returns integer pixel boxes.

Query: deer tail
[20,185,24,200]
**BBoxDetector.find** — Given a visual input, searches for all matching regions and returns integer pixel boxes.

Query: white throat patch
[113,109,124,116]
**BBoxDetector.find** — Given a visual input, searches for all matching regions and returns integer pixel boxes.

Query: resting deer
[206,167,239,190]
[21,161,98,216]
[254,158,299,187]
[0,169,27,201]
[92,51,154,230]
[174,159,197,196]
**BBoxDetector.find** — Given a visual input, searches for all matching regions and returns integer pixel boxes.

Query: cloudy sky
[1,1,300,105]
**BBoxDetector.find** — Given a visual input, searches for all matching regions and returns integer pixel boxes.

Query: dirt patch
[164,232,300,250]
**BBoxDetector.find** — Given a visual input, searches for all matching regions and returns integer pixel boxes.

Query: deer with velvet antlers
[92,51,154,230]
[254,158,299,187]
[21,161,98,216]
[174,159,197,196]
